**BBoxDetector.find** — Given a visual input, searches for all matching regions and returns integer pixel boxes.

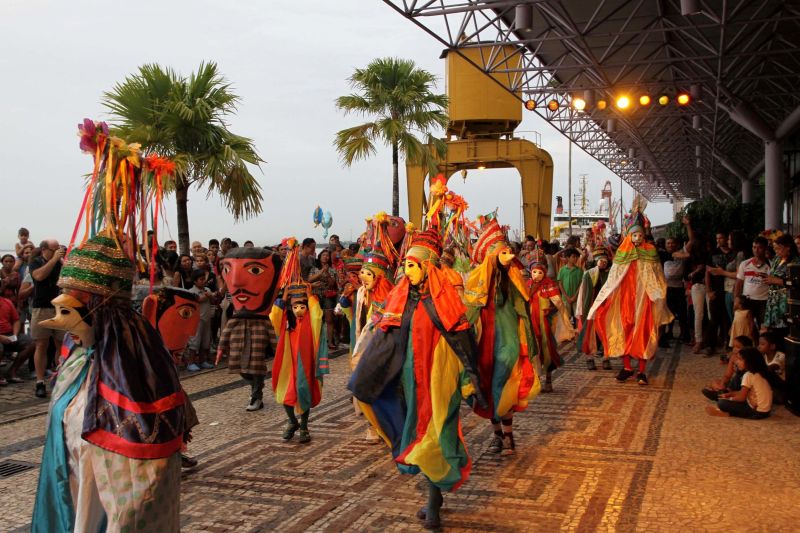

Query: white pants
[691,283,707,343]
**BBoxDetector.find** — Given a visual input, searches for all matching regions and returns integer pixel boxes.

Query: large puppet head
[39,292,94,347]
[472,217,514,267]
[287,284,310,319]
[404,228,442,287]
[529,243,548,283]
[359,250,390,290]
[622,205,651,248]
[142,287,200,354]
[385,215,407,250]
[219,247,282,317]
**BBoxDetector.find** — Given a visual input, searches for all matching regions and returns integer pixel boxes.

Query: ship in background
[550,176,619,244]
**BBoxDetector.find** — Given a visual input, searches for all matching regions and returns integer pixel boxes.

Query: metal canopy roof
[382,0,800,202]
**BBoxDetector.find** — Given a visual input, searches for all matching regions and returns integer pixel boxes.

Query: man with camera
[29,239,65,398]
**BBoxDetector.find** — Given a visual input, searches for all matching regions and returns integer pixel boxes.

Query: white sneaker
[245,399,264,411]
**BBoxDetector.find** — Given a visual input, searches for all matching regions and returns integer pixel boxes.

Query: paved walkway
[1,344,798,532]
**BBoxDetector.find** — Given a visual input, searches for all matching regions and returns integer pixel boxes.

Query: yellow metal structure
[407,47,554,238]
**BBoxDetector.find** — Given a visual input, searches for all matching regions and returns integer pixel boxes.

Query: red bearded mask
[219,248,282,317]
[142,287,200,355]
[386,215,407,249]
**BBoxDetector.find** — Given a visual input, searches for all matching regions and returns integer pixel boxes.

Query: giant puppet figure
[32,123,194,532]
[464,217,539,456]
[143,286,200,360]
[587,201,673,385]
[348,228,486,530]
[528,245,577,392]
[216,247,283,411]
[32,235,195,533]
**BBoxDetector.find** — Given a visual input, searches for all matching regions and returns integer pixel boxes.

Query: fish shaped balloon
[321,211,333,238]
[313,205,323,227]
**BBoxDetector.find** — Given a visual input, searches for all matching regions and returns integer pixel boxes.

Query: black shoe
[702,388,720,401]
[542,381,553,393]
[296,429,311,444]
[501,433,515,456]
[602,359,612,370]
[487,434,503,454]
[34,381,47,398]
[586,359,597,371]
[616,369,635,382]
[636,373,648,386]
[181,454,198,468]
[282,423,300,441]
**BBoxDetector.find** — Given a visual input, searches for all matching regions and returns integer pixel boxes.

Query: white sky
[0,0,674,250]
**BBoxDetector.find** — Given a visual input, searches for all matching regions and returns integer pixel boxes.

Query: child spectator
[757,330,786,381]
[185,270,213,371]
[557,248,582,321]
[15,228,31,258]
[706,347,777,419]
[702,335,753,401]
[729,296,756,351]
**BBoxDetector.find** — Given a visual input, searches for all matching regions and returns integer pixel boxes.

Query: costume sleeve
[269,299,285,332]
[347,327,404,403]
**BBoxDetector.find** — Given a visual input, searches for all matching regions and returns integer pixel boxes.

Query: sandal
[8,377,24,384]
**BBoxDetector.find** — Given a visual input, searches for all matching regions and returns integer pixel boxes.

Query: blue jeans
[717,399,769,419]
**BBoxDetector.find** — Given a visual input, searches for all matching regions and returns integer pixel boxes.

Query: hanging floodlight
[607,118,616,133]
[693,115,702,130]
[477,162,486,170]
[572,97,586,111]
[628,147,636,159]
[597,99,607,110]
[461,169,468,183]
[658,95,669,105]
[690,84,702,100]
[515,4,534,32]
[615,95,631,110]
[676,92,691,105]
[547,99,559,111]
[695,145,702,157]
[583,89,595,108]
[524,99,537,111]
[639,160,646,171]
[681,0,701,15]
[639,95,651,106]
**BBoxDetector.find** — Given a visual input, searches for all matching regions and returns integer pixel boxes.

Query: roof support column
[765,140,783,230]
[741,178,753,204]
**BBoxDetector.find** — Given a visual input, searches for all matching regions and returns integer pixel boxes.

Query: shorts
[188,320,211,352]
[30,308,66,343]
[1,333,32,355]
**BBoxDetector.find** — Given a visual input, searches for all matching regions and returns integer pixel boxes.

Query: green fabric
[557,265,583,297]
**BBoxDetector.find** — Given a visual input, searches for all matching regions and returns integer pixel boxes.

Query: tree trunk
[175,181,191,255]
[392,141,400,217]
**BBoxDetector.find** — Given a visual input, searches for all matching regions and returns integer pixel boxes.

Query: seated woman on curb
[705,347,779,419]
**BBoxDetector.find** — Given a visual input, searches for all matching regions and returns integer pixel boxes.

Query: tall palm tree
[103,62,263,254]
[335,58,448,217]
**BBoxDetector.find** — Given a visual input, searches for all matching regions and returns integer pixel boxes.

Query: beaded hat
[58,232,135,299]
[472,218,509,264]
[342,256,363,274]
[405,228,442,264]
[287,283,309,302]
[592,245,612,261]
[361,250,390,277]
[529,242,548,273]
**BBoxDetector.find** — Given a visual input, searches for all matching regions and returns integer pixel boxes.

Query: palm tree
[103,62,263,254]
[335,58,448,217]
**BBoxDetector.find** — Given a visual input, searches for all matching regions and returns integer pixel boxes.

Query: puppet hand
[215,349,224,365]
[334,303,343,316]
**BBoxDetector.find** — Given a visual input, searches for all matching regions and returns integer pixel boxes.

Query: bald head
[39,239,60,259]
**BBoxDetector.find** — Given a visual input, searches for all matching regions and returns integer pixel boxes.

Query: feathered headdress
[622,194,651,236]
[472,215,510,264]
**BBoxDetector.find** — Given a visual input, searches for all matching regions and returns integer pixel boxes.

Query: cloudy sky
[0,0,674,250]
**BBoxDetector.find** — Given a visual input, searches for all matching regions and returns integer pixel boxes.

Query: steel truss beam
[382,0,800,201]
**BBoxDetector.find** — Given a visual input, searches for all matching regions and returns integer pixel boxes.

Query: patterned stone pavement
[1,344,798,532]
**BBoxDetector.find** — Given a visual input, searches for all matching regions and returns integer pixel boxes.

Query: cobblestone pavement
[1,344,798,532]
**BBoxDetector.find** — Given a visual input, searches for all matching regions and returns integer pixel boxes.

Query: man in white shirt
[734,236,770,326]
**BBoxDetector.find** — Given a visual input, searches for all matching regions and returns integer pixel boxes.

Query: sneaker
[297,429,311,444]
[501,433,515,456]
[186,363,201,372]
[200,362,215,370]
[282,423,300,440]
[636,373,649,386]
[34,381,47,398]
[542,381,554,393]
[616,368,635,382]
[586,359,597,371]
[180,454,198,468]
[487,434,503,454]
[602,359,612,370]
[245,399,264,412]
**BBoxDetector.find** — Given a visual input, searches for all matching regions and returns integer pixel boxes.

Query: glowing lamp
[658,95,669,105]
[547,99,559,111]
[572,97,586,111]
[597,99,607,110]
[477,163,486,170]
[524,99,537,111]
[677,93,691,105]
[639,95,651,106]
[615,96,631,110]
